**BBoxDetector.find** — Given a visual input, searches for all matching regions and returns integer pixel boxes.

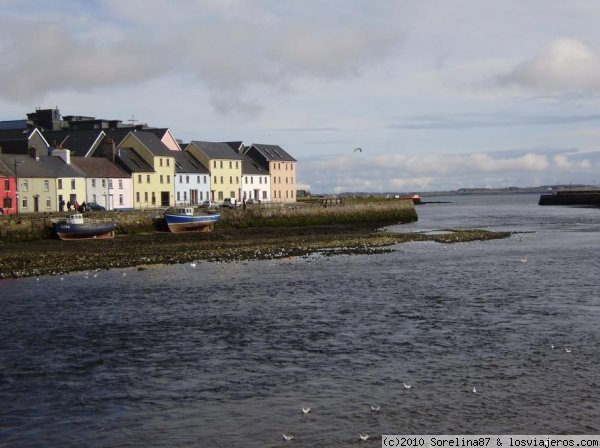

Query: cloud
[0,1,404,114]
[502,38,600,93]
[299,147,599,192]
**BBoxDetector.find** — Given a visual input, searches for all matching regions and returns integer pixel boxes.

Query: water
[1,194,599,447]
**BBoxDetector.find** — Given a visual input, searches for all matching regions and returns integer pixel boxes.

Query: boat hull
[164,213,220,233]
[54,222,116,240]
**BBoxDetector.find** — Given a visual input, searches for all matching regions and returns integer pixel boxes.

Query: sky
[2,0,600,193]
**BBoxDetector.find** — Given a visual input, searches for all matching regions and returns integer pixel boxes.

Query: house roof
[190,141,243,160]
[114,147,154,173]
[71,156,130,178]
[0,158,13,177]
[123,131,176,157]
[241,153,268,175]
[0,120,28,130]
[0,128,49,155]
[174,151,209,174]
[248,144,296,162]
[43,129,105,157]
[0,153,86,178]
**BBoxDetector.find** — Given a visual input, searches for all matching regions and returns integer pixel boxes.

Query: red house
[0,158,17,215]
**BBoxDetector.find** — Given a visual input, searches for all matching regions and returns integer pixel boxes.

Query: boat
[52,213,116,240]
[400,194,422,204]
[164,207,220,233]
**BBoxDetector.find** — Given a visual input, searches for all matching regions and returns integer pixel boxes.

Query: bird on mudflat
[520,256,528,263]
[403,383,412,389]
[302,407,311,415]
[283,433,295,441]
[359,433,370,441]
[472,386,477,393]
[371,404,381,412]
[565,347,571,353]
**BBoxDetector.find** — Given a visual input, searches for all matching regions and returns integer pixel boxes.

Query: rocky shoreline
[0,224,511,279]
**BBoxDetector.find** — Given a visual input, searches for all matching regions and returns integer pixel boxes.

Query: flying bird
[359,433,370,441]
[354,147,362,152]
[371,404,381,412]
[302,407,311,415]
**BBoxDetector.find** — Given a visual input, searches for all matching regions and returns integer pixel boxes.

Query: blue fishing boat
[53,214,116,240]
[164,207,220,233]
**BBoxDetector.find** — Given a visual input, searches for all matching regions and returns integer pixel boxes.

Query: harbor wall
[0,200,417,242]
[539,191,600,206]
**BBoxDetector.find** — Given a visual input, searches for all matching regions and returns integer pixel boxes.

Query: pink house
[0,158,17,214]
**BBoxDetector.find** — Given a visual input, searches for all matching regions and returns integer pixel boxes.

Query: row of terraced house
[0,108,297,214]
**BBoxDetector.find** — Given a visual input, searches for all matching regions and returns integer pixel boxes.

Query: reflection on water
[1,194,599,447]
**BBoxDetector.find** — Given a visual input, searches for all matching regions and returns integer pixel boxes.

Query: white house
[174,150,210,205]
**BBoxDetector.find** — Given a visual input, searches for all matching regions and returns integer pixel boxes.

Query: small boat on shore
[52,214,116,240]
[401,194,422,204]
[164,207,220,233]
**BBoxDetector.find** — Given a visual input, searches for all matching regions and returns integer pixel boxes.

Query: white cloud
[502,38,600,93]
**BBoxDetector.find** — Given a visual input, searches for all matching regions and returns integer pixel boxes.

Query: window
[183,191,187,202]
[177,191,180,201]
[166,159,170,167]
[186,176,189,184]
[108,179,113,189]
[229,176,232,184]
[291,177,294,184]
[160,158,163,167]
[229,161,232,169]
[22,180,28,192]
[3,197,12,209]
[118,179,123,189]
[92,179,96,188]
[136,192,140,202]
[218,191,223,200]
[58,179,63,189]
[262,191,267,199]
[199,191,203,200]
[220,161,223,168]
[44,180,49,192]
[119,194,124,205]
[46,197,51,208]
[213,161,217,168]
[102,179,106,188]
[197,176,200,183]
[146,175,150,183]
[92,194,97,202]
[236,176,239,184]
[179,175,183,183]
[204,176,207,184]
[4,179,8,191]
[144,192,148,202]
[71,179,75,189]
[160,175,164,184]
[138,175,142,184]
[151,192,156,205]
[259,177,262,184]
[22,198,28,209]
[286,177,288,184]
[236,162,239,169]
[251,177,253,184]
[220,176,223,184]
[214,176,217,184]
[230,191,235,198]
[167,175,170,184]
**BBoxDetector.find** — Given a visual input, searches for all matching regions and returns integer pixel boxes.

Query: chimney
[29,146,40,161]
[100,137,117,163]
[51,148,71,164]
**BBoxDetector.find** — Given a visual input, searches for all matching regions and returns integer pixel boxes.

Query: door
[33,196,39,212]
[160,191,170,207]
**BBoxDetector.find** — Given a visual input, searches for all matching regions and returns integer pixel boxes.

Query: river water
[1,194,599,447]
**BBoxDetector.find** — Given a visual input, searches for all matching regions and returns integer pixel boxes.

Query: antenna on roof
[128,114,138,126]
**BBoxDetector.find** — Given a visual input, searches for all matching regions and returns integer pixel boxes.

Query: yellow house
[9,149,86,213]
[117,132,177,208]
[186,141,243,203]
[244,144,297,203]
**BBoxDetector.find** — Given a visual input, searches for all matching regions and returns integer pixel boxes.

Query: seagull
[472,386,477,393]
[302,407,311,415]
[520,256,528,263]
[403,383,412,389]
[359,433,370,441]
[550,343,555,349]
[122,272,127,277]
[565,347,571,353]
[354,147,362,152]
[371,404,381,412]
[283,434,295,441]
[190,263,196,268]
